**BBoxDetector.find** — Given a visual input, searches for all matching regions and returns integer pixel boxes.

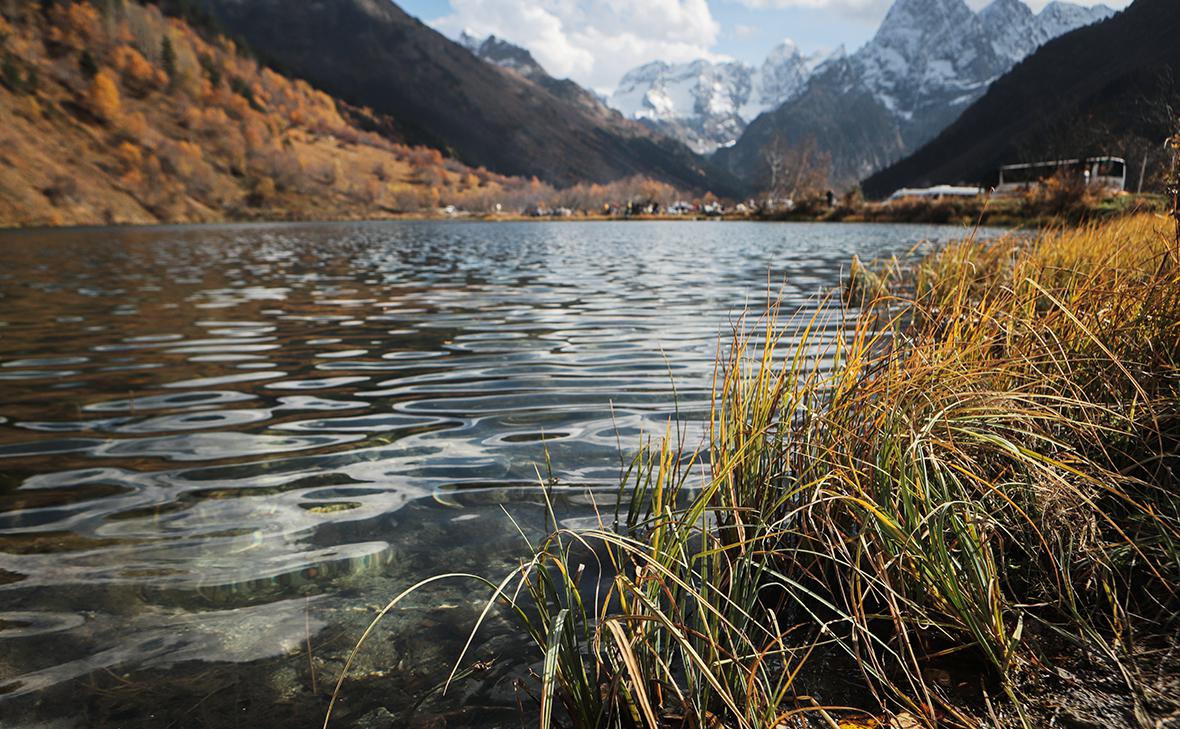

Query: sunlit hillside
[0,0,553,226]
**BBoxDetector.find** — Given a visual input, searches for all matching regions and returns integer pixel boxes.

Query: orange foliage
[407,147,444,168]
[118,111,150,143]
[50,2,101,50]
[112,45,160,94]
[87,69,121,123]
[242,119,270,153]
[115,141,143,185]
[4,0,581,222]
[115,141,142,170]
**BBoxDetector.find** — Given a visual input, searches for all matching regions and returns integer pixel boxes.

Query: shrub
[86,68,121,122]
[112,44,160,94]
[114,140,141,170]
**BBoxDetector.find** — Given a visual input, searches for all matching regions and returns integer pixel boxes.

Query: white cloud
[431,0,723,92]
[968,0,1131,8]
[732,0,1130,11]
[727,0,889,11]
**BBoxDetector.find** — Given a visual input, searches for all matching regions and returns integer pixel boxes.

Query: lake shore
[0,192,1164,232]
[434,212,1180,729]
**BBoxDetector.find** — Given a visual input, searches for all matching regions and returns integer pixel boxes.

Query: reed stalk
[333,213,1180,728]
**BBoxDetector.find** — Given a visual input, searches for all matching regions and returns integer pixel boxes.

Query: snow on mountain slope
[713,0,1116,188]
[1038,1,1118,39]
[608,41,819,154]
[613,0,1113,162]
[980,0,1115,65]
[849,0,1113,128]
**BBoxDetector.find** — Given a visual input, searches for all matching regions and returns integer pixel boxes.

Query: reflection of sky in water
[0,220,997,725]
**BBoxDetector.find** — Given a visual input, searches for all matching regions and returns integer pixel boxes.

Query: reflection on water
[0,220,991,727]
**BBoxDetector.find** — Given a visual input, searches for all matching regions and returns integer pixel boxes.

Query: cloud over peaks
[432,0,723,92]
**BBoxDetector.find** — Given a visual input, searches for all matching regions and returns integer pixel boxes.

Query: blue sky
[397,0,1129,92]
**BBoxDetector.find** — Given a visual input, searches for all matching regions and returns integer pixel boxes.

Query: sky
[397,0,1131,94]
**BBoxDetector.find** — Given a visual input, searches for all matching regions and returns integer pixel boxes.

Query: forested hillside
[0,0,661,226]
[863,0,1179,197]
[194,0,739,194]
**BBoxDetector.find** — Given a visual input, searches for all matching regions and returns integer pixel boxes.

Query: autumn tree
[115,140,142,184]
[112,44,160,94]
[49,1,101,51]
[87,67,121,122]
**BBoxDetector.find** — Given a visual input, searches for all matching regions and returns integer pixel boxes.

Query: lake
[0,220,993,728]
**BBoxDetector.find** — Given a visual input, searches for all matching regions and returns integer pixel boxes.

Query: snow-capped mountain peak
[1038,1,1116,38]
[851,0,1116,124]
[608,40,817,154]
[607,0,1116,160]
[874,0,980,53]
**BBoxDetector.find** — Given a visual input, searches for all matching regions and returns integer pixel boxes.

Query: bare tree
[760,133,832,209]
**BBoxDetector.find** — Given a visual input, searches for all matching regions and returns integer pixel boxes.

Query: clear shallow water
[0,220,992,727]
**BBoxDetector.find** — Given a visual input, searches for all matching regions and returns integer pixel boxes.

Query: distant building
[996,157,1126,194]
[888,185,983,200]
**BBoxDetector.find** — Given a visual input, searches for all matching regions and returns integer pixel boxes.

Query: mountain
[608,41,822,155]
[459,32,547,82]
[0,0,536,227]
[863,0,1178,198]
[715,0,1114,190]
[458,33,620,124]
[195,0,739,194]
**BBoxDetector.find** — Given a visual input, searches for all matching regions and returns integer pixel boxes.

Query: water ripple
[0,220,995,723]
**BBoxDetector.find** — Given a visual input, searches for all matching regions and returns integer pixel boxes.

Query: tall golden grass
[330,214,1180,728]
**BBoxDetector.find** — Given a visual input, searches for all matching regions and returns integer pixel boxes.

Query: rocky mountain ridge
[609,0,1113,185]
[608,41,823,154]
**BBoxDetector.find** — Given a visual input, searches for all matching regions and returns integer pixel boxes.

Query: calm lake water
[0,221,994,728]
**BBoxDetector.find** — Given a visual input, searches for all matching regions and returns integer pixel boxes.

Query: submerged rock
[356,707,397,729]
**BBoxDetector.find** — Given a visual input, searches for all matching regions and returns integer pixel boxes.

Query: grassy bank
[336,213,1179,728]
[760,191,1166,228]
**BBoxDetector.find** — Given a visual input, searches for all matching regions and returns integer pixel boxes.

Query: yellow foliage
[118,111,150,142]
[112,45,157,94]
[115,141,142,170]
[252,175,276,201]
[87,69,121,123]
[242,119,270,153]
[203,107,231,131]
[51,1,101,49]
[176,139,202,161]
[120,167,143,188]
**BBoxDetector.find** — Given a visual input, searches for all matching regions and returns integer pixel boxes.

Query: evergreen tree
[1,55,20,91]
[161,35,176,85]
[198,53,221,88]
[79,50,98,79]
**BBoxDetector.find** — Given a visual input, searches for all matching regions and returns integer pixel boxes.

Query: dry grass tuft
[333,214,1180,729]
